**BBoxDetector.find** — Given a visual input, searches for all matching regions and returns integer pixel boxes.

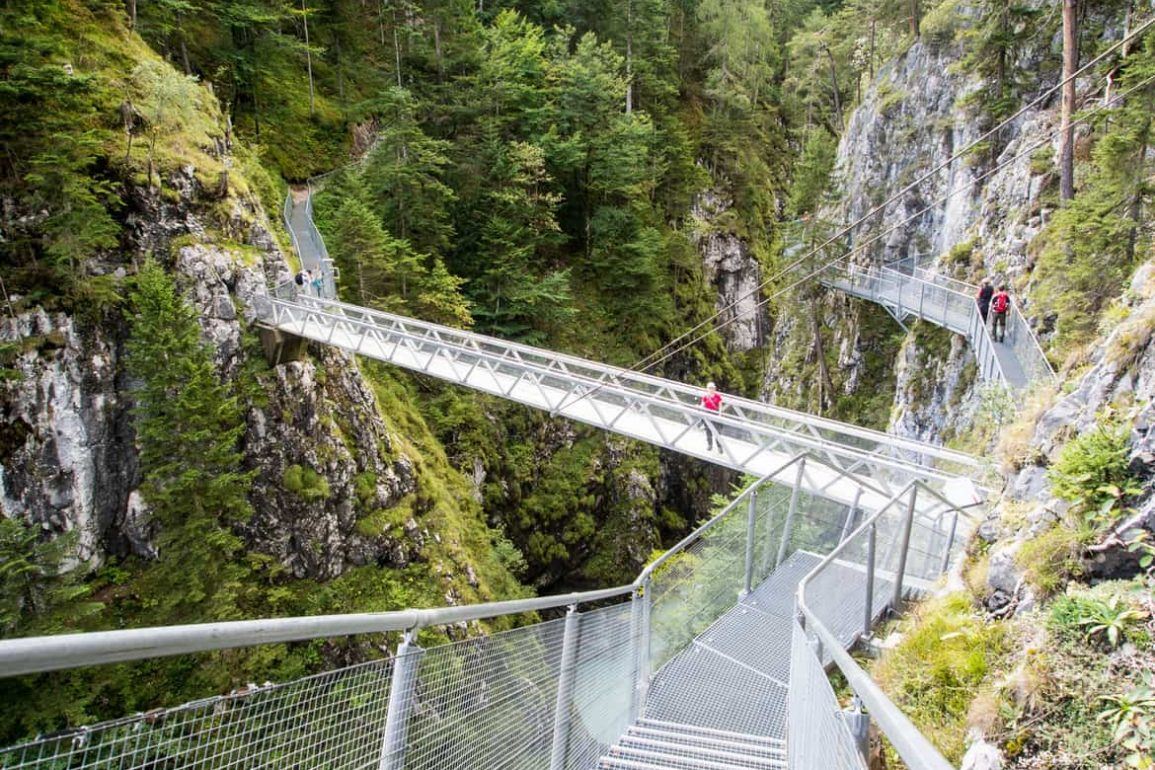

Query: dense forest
[2,0,1155,765]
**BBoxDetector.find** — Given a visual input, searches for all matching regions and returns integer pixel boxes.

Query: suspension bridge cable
[549,39,1155,415]
[624,70,1155,377]
[623,15,1155,375]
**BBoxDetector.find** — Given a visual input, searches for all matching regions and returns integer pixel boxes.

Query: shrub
[1047,419,1137,521]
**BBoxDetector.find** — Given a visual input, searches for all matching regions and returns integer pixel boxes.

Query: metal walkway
[819,257,1054,389]
[0,466,968,770]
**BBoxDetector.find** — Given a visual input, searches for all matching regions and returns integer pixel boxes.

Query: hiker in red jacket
[991,286,1010,342]
[700,382,724,454]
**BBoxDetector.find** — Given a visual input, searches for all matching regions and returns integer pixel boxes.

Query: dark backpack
[294,272,305,286]
[992,293,1009,313]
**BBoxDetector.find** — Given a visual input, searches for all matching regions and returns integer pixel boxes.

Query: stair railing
[792,479,967,770]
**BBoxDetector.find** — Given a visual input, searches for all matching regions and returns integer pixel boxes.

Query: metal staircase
[597,720,788,770]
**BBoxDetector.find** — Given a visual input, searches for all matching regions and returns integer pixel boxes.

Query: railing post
[863,523,877,639]
[776,458,807,569]
[379,630,423,770]
[939,509,960,574]
[839,487,863,544]
[891,485,919,610]
[742,488,759,597]
[917,282,925,317]
[630,578,652,721]
[842,697,871,763]
[549,606,582,770]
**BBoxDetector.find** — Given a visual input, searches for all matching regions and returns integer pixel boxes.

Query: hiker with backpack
[294,269,309,297]
[991,285,1010,342]
[976,280,994,323]
[699,382,724,455]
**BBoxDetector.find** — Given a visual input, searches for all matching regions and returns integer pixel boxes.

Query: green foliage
[1016,522,1091,595]
[282,464,332,501]
[126,261,255,622]
[1031,45,1155,351]
[1077,595,1148,649]
[873,593,1014,763]
[0,521,100,636]
[1047,419,1137,522]
[787,129,837,216]
[1099,673,1155,769]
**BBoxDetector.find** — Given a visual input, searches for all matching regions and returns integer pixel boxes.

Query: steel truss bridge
[0,191,994,770]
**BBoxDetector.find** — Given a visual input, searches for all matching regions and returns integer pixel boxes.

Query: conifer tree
[126,262,252,622]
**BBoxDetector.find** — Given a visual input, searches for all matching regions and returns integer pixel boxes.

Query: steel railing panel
[1,658,396,770]
[788,621,867,770]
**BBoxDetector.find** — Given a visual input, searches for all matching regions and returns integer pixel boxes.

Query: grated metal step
[598,720,788,770]
[624,727,786,759]
[617,737,787,767]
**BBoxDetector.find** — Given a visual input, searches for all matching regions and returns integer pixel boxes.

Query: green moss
[282,464,331,501]
[1015,522,1093,595]
[873,593,1015,763]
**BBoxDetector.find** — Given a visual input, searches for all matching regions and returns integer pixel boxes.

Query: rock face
[692,188,767,352]
[0,169,422,582]
[826,14,1067,444]
[0,310,134,564]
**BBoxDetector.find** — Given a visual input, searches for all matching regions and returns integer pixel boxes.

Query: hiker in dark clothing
[991,285,1010,342]
[976,280,994,323]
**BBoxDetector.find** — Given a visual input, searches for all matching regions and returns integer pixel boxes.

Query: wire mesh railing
[792,481,964,770]
[0,657,397,770]
[782,219,1056,391]
[0,454,977,770]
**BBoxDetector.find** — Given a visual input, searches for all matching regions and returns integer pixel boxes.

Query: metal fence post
[742,488,759,597]
[842,697,871,762]
[839,487,863,544]
[776,459,807,569]
[379,630,424,770]
[863,523,877,639]
[891,485,919,610]
[631,578,652,720]
[939,509,960,574]
[549,606,582,770]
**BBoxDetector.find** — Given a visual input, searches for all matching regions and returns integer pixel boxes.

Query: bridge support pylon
[257,326,309,366]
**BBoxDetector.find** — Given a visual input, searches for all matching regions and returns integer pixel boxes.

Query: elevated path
[821,258,1055,388]
[258,292,982,518]
[0,189,982,770]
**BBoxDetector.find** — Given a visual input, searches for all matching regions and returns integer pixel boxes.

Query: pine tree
[126,262,253,622]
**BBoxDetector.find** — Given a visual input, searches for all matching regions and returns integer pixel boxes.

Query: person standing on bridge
[311,271,323,298]
[976,280,993,323]
[700,382,724,454]
[991,285,1010,343]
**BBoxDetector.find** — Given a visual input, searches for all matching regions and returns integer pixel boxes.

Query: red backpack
[992,292,1009,314]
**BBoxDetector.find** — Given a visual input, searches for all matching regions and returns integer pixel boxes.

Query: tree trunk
[909,0,920,38]
[1059,0,1078,201]
[301,0,316,116]
[433,19,444,83]
[810,308,834,412]
[869,18,876,79]
[128,0,136,29]
[392,4,403,88]
[625,0,634,114]
[822,44,843,131]
[335,37,345,102]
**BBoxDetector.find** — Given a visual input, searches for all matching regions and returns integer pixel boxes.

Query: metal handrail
[0,583,635,678]
[796,480,956,770]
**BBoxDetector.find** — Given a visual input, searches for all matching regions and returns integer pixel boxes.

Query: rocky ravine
[0,170,435,583]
